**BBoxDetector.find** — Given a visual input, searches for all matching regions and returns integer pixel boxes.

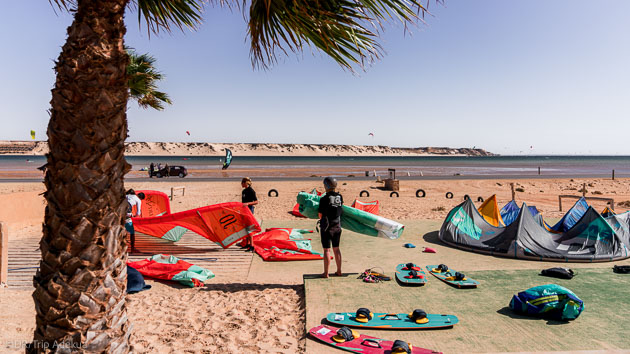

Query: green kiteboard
[326,311,458,329]
[395,263,427,286]
[426,264,479,289]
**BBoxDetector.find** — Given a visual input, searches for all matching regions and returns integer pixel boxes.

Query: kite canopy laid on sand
[296,192,404,239]
[439,196,630,262]
[253,228,324,261]
[222,148,232,170]
[128,254,214,287]
[132,202,261,248]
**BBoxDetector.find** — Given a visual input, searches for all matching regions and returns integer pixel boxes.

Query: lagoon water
[2,155,630,178]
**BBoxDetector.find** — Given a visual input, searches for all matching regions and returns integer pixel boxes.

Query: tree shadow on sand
[199,283,304,294]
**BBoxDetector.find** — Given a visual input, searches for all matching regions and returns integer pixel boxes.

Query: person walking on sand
[318,177,344,278]
[125,189,145,253]
[241,177,258,250]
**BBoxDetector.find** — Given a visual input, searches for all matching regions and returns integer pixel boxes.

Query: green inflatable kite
[296,192,404,239]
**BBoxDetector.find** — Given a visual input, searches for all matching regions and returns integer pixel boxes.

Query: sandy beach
[1,177,630,353]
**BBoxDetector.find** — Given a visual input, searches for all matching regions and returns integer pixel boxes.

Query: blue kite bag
[509,284,584,320]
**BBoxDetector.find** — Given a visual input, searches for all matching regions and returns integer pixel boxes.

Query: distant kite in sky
[222,149,233,170]
[368,133,374,137]
[186,131,190,136]
[30,130,35,139]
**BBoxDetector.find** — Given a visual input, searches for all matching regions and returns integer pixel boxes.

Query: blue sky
[1,1,629,155]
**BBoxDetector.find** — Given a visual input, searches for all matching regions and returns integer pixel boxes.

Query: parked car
[152,165,188,178]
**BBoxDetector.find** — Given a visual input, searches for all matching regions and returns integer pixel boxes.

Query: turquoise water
[2,155,630,177]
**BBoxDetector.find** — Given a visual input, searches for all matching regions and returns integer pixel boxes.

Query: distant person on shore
[164,163,169,178]
[125,189,145,253]
[241,177,258,251]
[318,177,344,278]
[149,162,154,178]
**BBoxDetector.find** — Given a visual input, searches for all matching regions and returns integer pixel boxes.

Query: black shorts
[321,223,342,249]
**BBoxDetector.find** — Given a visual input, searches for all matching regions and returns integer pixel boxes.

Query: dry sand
[1,177,630,352]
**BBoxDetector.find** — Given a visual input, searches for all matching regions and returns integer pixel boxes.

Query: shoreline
[1,174,626,183]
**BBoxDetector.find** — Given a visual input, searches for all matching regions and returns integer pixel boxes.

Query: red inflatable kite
[133,202,260,248]
[253,228,324,261]
[351,199,380,215]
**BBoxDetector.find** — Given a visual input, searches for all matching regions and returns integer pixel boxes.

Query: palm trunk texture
[31,0,132,352]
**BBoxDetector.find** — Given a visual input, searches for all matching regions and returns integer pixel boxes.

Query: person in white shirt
[125,189,145,253]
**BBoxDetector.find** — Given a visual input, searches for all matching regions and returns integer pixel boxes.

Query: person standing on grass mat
[318,177,344,278]
[125,189,145,253]
[241,177,258,251]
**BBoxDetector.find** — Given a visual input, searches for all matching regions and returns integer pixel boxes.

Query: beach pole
[538,166,540,175]
[0,222,8,287]
[510,183,516,201]
[612,169,615,180]
[559,195,563,212]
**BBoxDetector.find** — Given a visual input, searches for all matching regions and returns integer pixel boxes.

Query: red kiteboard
[309,324,441,353]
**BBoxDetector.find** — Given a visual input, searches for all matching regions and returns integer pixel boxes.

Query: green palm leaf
[52,0,434,71]
[248,0,431,70]
[127,48,173,110]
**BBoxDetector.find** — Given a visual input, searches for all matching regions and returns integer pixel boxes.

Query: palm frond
[248,0,433,71]
[48,0,75,12]
[127,48,172,111]
[133,0,206,34]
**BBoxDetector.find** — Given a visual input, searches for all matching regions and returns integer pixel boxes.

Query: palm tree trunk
[31,0,131,352]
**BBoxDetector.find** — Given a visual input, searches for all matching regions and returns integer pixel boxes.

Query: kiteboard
[309,324,441,353]
[326,309,458,329]
[426,264,479,289]
[395,263,427,285]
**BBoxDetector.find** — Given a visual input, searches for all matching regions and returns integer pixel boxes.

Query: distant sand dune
[0,140,494,157]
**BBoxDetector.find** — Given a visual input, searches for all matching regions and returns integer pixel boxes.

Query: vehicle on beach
[151,165,188,178]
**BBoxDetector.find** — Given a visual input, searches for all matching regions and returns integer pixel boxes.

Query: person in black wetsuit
[241,177,258,213]
[318,177,344,278]
[241,177,258,250]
